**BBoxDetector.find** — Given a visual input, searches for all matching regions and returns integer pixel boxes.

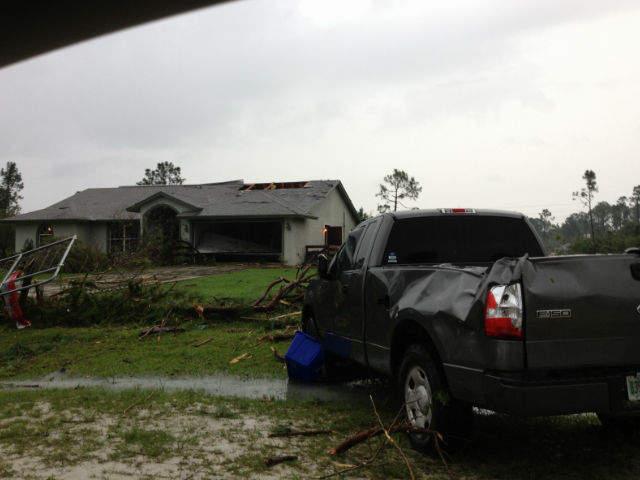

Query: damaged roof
[6,180,358,223]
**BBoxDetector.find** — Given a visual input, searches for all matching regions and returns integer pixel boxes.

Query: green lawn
[0,320,291,380]
[1,267,309,380]
[174,267,300,304]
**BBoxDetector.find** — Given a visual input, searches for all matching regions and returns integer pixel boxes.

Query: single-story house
[5,179,359,265]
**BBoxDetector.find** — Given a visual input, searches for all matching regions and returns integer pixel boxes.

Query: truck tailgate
[523,254,640,370]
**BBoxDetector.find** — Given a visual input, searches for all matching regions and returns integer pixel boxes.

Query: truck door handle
[377,295,390,309]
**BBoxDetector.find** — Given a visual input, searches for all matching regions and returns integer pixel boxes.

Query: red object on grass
[2,270,31,329]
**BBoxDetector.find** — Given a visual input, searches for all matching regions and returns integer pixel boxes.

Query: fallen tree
[252,265,315,313]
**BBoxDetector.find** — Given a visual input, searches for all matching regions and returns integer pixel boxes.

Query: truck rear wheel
[398,344,472,451]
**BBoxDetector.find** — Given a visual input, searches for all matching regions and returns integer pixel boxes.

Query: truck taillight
[484,283,523,339]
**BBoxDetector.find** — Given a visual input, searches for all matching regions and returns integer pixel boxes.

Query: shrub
[62,239,110,273]
[24,277,191,327]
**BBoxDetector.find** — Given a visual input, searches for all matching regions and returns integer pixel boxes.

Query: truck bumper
[444,364,640,416]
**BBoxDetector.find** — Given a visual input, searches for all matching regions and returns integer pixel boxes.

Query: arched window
[37,224,54,246]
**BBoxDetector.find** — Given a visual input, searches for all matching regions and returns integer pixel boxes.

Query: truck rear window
[383,216,544,265]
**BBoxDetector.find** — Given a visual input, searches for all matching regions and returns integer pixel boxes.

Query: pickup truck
[303,209,640,448]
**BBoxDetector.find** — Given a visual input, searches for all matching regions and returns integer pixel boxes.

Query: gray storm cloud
[1,0,639,217]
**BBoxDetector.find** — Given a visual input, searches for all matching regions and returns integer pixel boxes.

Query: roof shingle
[7,180,356,222]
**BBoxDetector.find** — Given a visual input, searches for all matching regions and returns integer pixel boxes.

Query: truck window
[383,216,544,265]
[332,226,366,274]
[353,219,380,269]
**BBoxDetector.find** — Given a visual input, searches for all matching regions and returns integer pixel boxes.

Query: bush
[62,239,110,273]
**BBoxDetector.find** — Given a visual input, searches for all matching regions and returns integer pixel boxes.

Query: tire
[398,344,473,451]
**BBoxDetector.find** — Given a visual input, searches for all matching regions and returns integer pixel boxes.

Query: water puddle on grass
[0,372,390,403]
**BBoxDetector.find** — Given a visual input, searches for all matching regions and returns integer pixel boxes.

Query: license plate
[627,374,640,402]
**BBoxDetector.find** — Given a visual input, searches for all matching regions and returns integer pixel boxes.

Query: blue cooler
[285,332,325,382]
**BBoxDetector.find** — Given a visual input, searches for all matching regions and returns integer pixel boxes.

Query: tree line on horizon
[528,170,640,254]
[368,168,640,255]
[0,162,638,257]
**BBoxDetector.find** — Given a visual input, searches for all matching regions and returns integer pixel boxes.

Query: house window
[37,224,55,246]
[324,225,343,247]
[108,222,140,254]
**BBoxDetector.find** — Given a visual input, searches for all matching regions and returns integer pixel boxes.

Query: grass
[1,267,639,477]
[118,427,176,458]
[0,267,304,379]
[0,320,291,379]
[173,267,299,303]
[0,387,638,479]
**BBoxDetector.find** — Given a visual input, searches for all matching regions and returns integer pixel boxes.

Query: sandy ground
[0,401,326,479]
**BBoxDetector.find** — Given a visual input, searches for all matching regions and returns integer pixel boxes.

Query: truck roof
[389,209,526,220]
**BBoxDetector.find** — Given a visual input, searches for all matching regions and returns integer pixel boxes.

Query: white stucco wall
[282,188,358,265]
[15,222,110,252]
[14,224,38,251]
[87,223,109,252]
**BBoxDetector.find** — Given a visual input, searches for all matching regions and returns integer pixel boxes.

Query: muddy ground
[1,384,640,480]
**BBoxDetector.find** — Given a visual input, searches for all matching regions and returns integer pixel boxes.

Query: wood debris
[270,346,286,363]
[229,352,252,364]
[253,265,315,312]
[192,337,214,348]
[138,325,185,339]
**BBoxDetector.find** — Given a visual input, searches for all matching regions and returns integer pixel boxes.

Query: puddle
[0,372,390,403]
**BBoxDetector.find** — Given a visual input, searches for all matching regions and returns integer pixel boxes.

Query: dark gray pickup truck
[303,209,640,446]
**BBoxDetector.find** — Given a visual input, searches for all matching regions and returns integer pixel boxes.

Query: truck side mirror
[318,254,330,279]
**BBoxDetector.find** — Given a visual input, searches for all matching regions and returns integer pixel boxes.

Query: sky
[1,0,640,220]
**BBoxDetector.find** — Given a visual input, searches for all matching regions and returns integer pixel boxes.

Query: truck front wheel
[398,344,472,451]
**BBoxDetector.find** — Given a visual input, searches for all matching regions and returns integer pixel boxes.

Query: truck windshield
[383,215,544,265]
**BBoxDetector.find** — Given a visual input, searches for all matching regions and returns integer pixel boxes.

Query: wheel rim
[404,365,433,429]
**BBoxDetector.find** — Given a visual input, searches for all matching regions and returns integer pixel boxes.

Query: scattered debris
[123,391,156,415]
[370,395,416,480]
[229,352,252,364]
[270,346,286,363]
[138,325,185,339]
[192,337,214,348]
[239,311,301,327]
[253,265,314,312]
[264,455,298,467]
[258,325,298,343]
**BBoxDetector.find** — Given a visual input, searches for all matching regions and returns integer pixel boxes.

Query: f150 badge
[536,309,572,319]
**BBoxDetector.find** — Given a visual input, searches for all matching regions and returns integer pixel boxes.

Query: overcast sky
[1,0,640,219]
